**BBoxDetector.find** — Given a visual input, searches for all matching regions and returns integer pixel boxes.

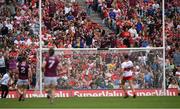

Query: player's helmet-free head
[124,54,129,60]
[21,56,27,62]
[49,48,55,56]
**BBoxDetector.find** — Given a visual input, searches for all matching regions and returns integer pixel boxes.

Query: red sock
[133,92,136,95]
[125,92,128,96]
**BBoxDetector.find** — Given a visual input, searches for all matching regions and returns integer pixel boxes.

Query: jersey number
[48,60,55,68]
[21,67,26,74]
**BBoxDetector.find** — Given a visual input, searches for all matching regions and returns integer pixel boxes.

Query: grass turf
[0,96,180,108]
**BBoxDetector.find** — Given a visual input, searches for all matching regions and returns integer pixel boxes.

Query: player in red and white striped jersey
[120,55,136,98]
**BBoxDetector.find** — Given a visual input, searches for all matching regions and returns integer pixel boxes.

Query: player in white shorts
[43,48,60,103]
[17,56,31,101]
[121,55,136,98]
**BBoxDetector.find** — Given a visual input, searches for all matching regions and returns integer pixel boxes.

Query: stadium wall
[0,89,178,98]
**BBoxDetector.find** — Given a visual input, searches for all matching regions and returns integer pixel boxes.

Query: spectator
[0,51,8,76]
[144,70,153,88]
[128,25,138,39]
[173,46,180,67]
[175,66,180,88]
[106,80,114,89]
[168,79,179,89]
[1,22,8,36]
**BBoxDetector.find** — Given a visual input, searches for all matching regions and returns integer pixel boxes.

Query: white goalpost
[35,47,166,96]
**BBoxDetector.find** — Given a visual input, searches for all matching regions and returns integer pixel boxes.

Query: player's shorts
[44,77,58,86]
[122,76,133,81]
[17,79,29,86]
[9,67,17,71]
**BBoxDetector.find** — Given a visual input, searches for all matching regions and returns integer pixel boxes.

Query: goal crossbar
[39,47,164,51]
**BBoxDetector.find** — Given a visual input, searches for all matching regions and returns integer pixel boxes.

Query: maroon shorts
[122,76,133,81]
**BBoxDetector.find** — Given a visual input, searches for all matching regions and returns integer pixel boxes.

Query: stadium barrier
[1,89,178,98]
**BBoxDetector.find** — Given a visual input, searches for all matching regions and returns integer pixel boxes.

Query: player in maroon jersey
[43,48,60,103]
[16,56,31,101]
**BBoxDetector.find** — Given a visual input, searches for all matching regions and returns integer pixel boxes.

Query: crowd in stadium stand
[42,0,116,48]
[0,0,39,90]
[0,0,179,93]
[165,0,180,91]
[41,0,164,48]
[86,0,163,48]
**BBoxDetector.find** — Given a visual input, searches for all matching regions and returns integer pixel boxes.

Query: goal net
[34,48,164,95]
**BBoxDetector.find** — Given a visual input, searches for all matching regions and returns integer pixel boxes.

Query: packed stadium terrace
[42,0,162,48]
[42,0,109,48]
[0,0,179,91]
[165,0,180,90]
[88,0,163,47]
[0,0,39,89]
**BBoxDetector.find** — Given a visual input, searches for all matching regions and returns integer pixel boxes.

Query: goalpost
[35,47,166,96]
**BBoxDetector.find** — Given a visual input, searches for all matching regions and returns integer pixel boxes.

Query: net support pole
[162,0,166,96]
[39,0,43,96]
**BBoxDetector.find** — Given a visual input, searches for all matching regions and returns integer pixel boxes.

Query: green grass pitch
[0,96,180,108]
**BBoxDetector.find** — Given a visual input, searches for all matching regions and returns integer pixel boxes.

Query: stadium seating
[0,0,39,90]
[90,0,163,48]
[165,0,180,90]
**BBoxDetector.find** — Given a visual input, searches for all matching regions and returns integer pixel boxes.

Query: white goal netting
[35,48,164,93]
